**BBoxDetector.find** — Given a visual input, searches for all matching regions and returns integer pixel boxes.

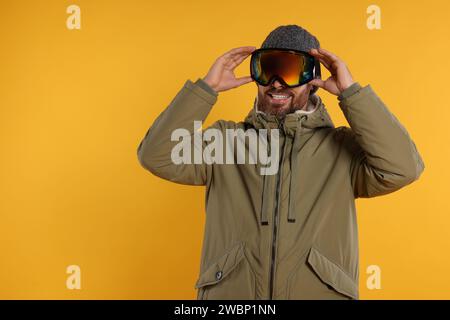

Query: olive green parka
[137,78,425,300]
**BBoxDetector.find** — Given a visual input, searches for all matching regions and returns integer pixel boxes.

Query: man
[137,25,425,300]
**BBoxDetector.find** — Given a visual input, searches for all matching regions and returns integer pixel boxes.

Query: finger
[220,46,255,67]
[319,58,331,71]
[233,75,253,87]
[227,46,256,57]
[317,47,341,63]
[228,52,252,69]
[309,48,332,68]
[223,46,256,61]
[315,55,331,70]
[224,49,254,68]
[309,49,340,75]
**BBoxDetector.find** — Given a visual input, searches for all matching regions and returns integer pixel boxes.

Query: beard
[256,93,309,121]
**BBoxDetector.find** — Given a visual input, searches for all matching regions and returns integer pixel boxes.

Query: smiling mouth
[267,92,292,104]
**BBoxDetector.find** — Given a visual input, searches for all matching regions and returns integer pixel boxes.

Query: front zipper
[268,120,286,300]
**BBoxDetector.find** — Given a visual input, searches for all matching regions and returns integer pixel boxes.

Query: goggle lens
[251,49,316,87]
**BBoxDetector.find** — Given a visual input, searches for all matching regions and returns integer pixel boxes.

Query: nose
[271,79,285,89]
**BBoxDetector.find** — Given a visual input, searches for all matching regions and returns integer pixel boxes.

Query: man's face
[256,79,313,120]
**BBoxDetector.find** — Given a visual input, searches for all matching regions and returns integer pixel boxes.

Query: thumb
[234,76,253,87]
[309,78,325,88]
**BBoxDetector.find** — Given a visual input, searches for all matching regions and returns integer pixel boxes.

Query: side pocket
[306,246,359,300]
[195,241,256,300]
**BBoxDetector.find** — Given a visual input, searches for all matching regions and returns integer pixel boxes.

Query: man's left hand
[308,47,355,96]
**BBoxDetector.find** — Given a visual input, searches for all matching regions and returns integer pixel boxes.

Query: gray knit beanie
[261,24,321,94]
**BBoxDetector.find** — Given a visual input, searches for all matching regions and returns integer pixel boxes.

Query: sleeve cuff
[338,82,362,101]
[194,78,218,97]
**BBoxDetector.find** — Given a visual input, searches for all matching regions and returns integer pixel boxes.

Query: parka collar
[243,93,335,136]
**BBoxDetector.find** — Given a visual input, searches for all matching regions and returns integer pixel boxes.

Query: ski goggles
[250,48,321,88]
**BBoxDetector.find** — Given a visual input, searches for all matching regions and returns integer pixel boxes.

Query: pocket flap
[195,242,245,289]
[307,246,358,299]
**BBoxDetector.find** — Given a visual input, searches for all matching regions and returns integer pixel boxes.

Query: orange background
[0,0,448,299]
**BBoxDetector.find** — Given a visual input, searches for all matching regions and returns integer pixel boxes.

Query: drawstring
[259,113,307,225]
[287,114,307,223]
[259,113,270,225]
[259,114,283,226]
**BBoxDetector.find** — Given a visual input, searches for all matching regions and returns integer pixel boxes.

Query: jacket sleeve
[137,78,219,186]
[338,82,425,198]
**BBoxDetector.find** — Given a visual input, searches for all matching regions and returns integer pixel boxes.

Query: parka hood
[243,92,335,135]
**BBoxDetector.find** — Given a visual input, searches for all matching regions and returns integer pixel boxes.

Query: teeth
[272,94,290,99]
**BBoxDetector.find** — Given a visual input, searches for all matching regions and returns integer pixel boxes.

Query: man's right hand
[203,46,256,93]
